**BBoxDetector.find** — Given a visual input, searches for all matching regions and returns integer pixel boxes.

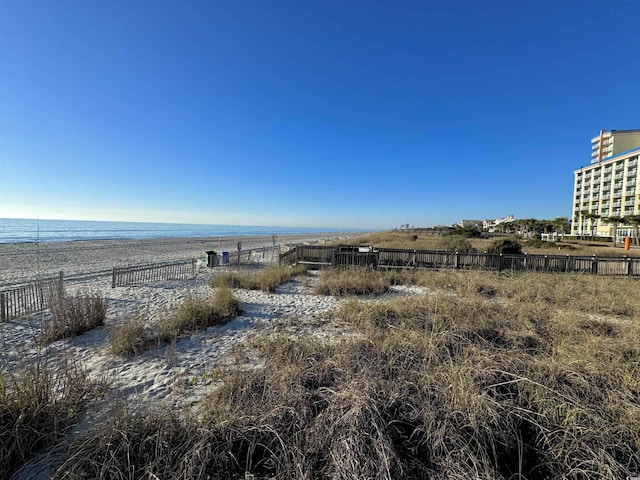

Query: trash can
[205,251,219,268]
[221,251,230,265]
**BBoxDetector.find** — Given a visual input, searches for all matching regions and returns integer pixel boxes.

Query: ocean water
[0,218,357,243]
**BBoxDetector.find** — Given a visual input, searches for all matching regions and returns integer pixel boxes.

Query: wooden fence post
[454,252,460,269]
[112,268,117,288]
[0,293,6,322]
[591,256,598,275]
[58,271,64,297]
[192,258,197,278]
[628,258,634,277]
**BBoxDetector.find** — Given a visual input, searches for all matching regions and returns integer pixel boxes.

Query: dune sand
[1,232,430,478]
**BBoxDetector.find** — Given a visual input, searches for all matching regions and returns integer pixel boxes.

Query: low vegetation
[41,292,108,344]
[436,234,476,252]
[10,269,640,478]
[108,286,241,356]
[0,356,104,480]
[342,230,640,257]
[486,238,523,254]
[212,265,308,293]
[313,267,396,296]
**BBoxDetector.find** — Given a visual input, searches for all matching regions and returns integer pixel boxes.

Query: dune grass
[108,286,242,356]
[40,292,108,344]
[33,270,640,478]
[211,265,308,293]
[0,355,104,480]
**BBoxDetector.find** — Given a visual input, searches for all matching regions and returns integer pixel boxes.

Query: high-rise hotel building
[572,130,640,238]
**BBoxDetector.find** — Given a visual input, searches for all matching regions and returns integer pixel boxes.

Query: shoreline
[0,233,362,287]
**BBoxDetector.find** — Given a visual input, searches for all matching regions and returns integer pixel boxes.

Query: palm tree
[552,217,570,241]
[624,215,640,246]
[584,213,600,240]
[605,216,623,246]
[579,210,590,240]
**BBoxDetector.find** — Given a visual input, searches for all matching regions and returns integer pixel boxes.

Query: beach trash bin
[205,251,219,268]
[222,251,229,265]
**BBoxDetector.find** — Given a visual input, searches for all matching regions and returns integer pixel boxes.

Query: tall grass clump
[0,356,101,480]
[108,287,241,356]
[107,317,148,356]
[211,265,307,293]
[314,267,393,296]
[41,292,108,344]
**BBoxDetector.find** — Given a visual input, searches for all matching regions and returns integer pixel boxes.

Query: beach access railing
[0,272,64,322]
[279,245,640,277]
[112,259,197,287]
[228,246,282,266]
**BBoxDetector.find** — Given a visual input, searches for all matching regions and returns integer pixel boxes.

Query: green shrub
[487,238,522,254]
[437,235,476,252]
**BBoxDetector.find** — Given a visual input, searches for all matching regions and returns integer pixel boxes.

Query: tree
[584,213,600,240]
[552,217,570,241]
[605,216,623,246]
[624,215,640,246]
[579,210,590,240]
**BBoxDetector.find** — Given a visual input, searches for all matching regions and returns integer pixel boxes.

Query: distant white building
[457,219,483,229]
[483,214,515,232]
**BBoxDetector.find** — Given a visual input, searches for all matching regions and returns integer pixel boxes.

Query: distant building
[572,130,640,239]
[458,220,483,229]
[591,129,640,164]
[457,215,515,232]
[483,214,515,232]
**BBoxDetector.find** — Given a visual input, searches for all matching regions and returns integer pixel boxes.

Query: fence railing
[112,259,197,287]
[279,245,640,277]
[228,246,281,266]
[0,272,64,322]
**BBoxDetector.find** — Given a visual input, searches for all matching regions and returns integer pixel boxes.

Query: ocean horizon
[0,218,363,243]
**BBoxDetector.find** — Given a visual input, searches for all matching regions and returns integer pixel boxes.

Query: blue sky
[2,0,640,229]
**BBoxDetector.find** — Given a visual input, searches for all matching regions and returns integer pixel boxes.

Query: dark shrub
[487,239,522,254]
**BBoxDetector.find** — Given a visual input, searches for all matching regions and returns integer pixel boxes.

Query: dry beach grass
[0,232,640,479]
[3,267,634,479]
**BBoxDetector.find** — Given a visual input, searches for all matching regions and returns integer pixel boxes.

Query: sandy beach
[0,231,385,401]
[0,233,355,286]
[0,232,423,409]
[0,231,429,478]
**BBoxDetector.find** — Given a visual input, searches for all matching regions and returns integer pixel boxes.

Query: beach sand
[0,233,354,286]
[0,232,430,478]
